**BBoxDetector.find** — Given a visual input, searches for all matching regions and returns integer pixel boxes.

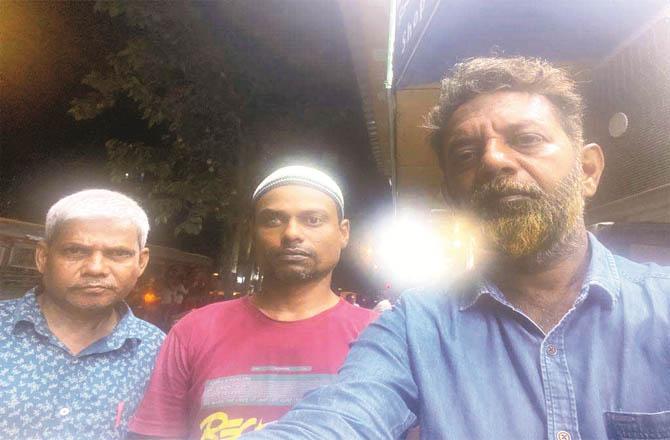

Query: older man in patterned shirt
[0,189,165,439]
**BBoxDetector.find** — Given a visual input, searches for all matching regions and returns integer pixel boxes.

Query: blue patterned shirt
[0,290,165,440]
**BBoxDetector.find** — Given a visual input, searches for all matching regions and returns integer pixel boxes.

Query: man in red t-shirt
[129,166,378,440]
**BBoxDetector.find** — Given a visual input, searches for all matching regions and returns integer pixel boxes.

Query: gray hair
[45,189,150,248]
[425,56,585,167]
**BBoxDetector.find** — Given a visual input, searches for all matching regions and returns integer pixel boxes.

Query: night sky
[0,1,391,294]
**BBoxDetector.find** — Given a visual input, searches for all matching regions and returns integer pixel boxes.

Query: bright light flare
[371,214,477,286]
[376,217,447,284]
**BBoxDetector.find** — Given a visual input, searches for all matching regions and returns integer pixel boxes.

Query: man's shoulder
[128,314,166,348]
[336,300,379,325]
[591,233,670,286]
[0,296,22,331]
[612,253,670,283]
[191,297,248,316]
[611,255,670,305]
[0,293,34,322]
[0,295,22,312]
[172,298,248,332]
[400,282,466,309]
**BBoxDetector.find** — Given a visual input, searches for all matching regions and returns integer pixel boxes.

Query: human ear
[580,143,605,198]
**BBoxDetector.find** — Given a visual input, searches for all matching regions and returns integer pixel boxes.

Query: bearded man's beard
[470,162,585,261]
[267,264,322,284]
[261,248,328,285]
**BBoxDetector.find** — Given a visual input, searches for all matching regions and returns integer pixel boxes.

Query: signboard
[394,0,441,87]
[392,0,667,89]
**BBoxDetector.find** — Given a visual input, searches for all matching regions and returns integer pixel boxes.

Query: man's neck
[252,274,340,321]
[37,294,120,356]
[486,228,591,334]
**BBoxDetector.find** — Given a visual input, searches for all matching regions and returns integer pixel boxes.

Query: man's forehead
[52,217,139,244]
[446,91,562,135]
[255,185,338,214]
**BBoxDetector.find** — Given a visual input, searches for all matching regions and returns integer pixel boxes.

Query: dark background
[0,1,391,295]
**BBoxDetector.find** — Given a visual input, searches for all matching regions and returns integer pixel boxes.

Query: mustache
[471,177,544,205]
[269,247,314,258]
[70,281,116,291]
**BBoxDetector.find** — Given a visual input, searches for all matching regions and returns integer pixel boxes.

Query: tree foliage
[69,0,360,263]
[69,1,251,236]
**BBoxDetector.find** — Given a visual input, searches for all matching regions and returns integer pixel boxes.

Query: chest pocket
[605,411,670,439]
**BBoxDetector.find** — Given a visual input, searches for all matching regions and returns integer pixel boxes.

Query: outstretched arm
[241,298,419,440]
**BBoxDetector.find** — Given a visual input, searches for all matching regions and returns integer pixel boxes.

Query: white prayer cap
[252,165,344,218]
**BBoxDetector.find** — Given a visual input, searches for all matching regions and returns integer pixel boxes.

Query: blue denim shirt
[242,234,670,440]
[0,290,165,439]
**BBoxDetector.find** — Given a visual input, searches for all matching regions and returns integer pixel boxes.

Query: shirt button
[71,358,79,364]
[556,431,571,440]
[58,407,70,417]
[546,344,558,356]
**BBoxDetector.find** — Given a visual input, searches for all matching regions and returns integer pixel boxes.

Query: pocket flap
[605,410,670,439]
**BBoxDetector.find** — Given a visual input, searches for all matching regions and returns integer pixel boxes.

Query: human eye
[514,132,544,147]
[453,147,477,163]
[449,141,479,166]
[260,213,283,227]
[106,248,135,259]
[304,215,324,227]
[61,245,89,259]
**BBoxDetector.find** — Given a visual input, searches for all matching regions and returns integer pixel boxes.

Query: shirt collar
[458,279,508,311]
[459,232,621,311]
[12,289,145,354]
[12,289,50,333]
[580,231,621,307]
[103,302,144,352]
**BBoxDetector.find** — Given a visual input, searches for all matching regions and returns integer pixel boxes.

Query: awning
[395,0,668,88]
[341,0,670,217]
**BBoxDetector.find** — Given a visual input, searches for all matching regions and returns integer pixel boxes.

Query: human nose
[281,218,304,244]
[81,251,109,277]
[479,137,518,178]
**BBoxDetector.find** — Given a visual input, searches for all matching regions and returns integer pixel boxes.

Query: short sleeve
[129,325,192,437]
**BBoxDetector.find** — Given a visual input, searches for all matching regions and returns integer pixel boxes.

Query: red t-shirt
[129,296,377,439]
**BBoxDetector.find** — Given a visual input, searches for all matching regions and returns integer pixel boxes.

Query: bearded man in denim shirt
[241,57,670,440]
[0,190,164,439]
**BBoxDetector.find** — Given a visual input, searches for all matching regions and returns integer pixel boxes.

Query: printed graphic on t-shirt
[198,365,335,440]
